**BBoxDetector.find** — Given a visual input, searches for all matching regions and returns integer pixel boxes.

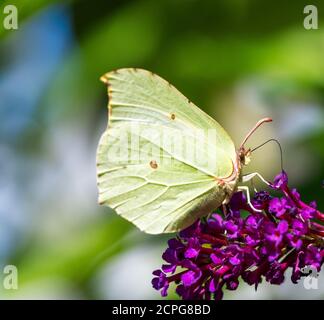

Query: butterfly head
[238,117,272,167]
[238,147,251,166]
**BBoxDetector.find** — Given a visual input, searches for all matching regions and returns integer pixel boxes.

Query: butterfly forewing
[97,68,237,233]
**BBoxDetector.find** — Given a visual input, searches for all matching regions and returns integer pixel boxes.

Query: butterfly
[97,68,272,234]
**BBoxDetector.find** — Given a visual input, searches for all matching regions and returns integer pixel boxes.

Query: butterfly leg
[206,212,213,221]
[222,204,228,217]
[242,172,270,186]
[237,185,262,212]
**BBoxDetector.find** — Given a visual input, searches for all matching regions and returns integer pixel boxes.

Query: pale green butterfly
[97,68,272,234]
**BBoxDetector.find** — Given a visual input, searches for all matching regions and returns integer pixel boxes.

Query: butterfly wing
[97,68,237,234]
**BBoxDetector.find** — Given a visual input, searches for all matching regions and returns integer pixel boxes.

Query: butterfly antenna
[251,138,284,172]
[239,117,272,150]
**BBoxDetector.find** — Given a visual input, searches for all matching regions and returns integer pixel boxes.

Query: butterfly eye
[245,149,251,157]
[238,148,245,162]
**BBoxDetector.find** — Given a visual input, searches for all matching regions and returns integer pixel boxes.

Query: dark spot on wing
[150,160,158,169]
[170,113,176,120]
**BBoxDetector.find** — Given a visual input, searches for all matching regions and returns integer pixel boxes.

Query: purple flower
[181,269,201,287]
[300,207,316,220]
[162,247,179,265]
[252,191,271,210]
[269,198,290,217]
[278,220,289,233]
[304,245,322,270]
[179,220,201,238]
[210,253,223,265]
[271,170,288,190]
[228,191,247,218]
[264,220,288,257]
[206,213,224,234]
[291,188,300,201]
[286,233,303,250]
[226,280,239,290]
[224,220,239,239]
[152,171,324,300]
[152,270,169,297]
[184,238,200,259]
[265,261,287,285]
[291,219,308,236]
[291,251,303,283]
[229,255,241,266]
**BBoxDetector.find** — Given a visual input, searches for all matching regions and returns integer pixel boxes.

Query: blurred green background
[0,0,323,299]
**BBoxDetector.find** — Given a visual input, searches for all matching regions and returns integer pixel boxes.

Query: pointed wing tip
[100,68,152,84]
[100,69,121,84]
[100,74,109,85]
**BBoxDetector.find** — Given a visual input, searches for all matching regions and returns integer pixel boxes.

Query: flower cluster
[152,171,324,299]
